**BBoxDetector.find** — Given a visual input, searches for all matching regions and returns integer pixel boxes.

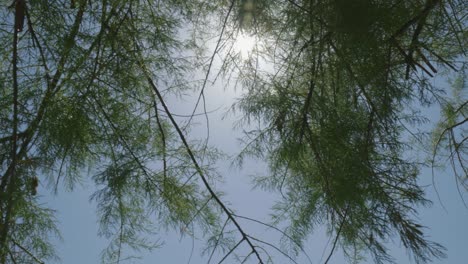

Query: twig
[247,235,299,264]
[11,239,44,264]
[152,96,168,185]
[217,238,244,264]
[233,213,313,264]
[186,0,236,127]
[207,217,230,264]
[324,208,348,264]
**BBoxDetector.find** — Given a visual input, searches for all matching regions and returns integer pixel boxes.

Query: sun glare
[233,33,256,58]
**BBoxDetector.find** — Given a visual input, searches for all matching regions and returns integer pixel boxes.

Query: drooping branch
[141,64,265,263]
[324,208,348,264]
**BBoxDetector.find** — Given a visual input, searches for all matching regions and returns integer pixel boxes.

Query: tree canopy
[0,0,466,264]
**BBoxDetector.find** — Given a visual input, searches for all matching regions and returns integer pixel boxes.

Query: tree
[224,0,466,263]
[0,0,222,262]
[0,0,466,263]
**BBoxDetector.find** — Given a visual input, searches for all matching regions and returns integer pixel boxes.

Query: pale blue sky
[40,73,468,264]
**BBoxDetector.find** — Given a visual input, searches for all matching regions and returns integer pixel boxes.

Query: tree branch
[142,67,265,264]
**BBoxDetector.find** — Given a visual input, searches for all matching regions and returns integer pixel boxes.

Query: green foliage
[228,0,466,263]
[0,0,218,263]
[0,0,466,263]
[431,64,467,189]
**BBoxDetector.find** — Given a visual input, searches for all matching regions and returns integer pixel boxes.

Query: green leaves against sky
[0,1,466,263]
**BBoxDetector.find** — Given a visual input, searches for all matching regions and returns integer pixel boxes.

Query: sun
[233,33,257,58]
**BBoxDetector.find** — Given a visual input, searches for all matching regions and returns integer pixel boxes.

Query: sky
[37,25,468,264]
[39,70,468,264]
[0,2,463,264]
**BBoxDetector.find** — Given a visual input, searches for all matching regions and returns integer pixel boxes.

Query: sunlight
[233,33,256,58]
